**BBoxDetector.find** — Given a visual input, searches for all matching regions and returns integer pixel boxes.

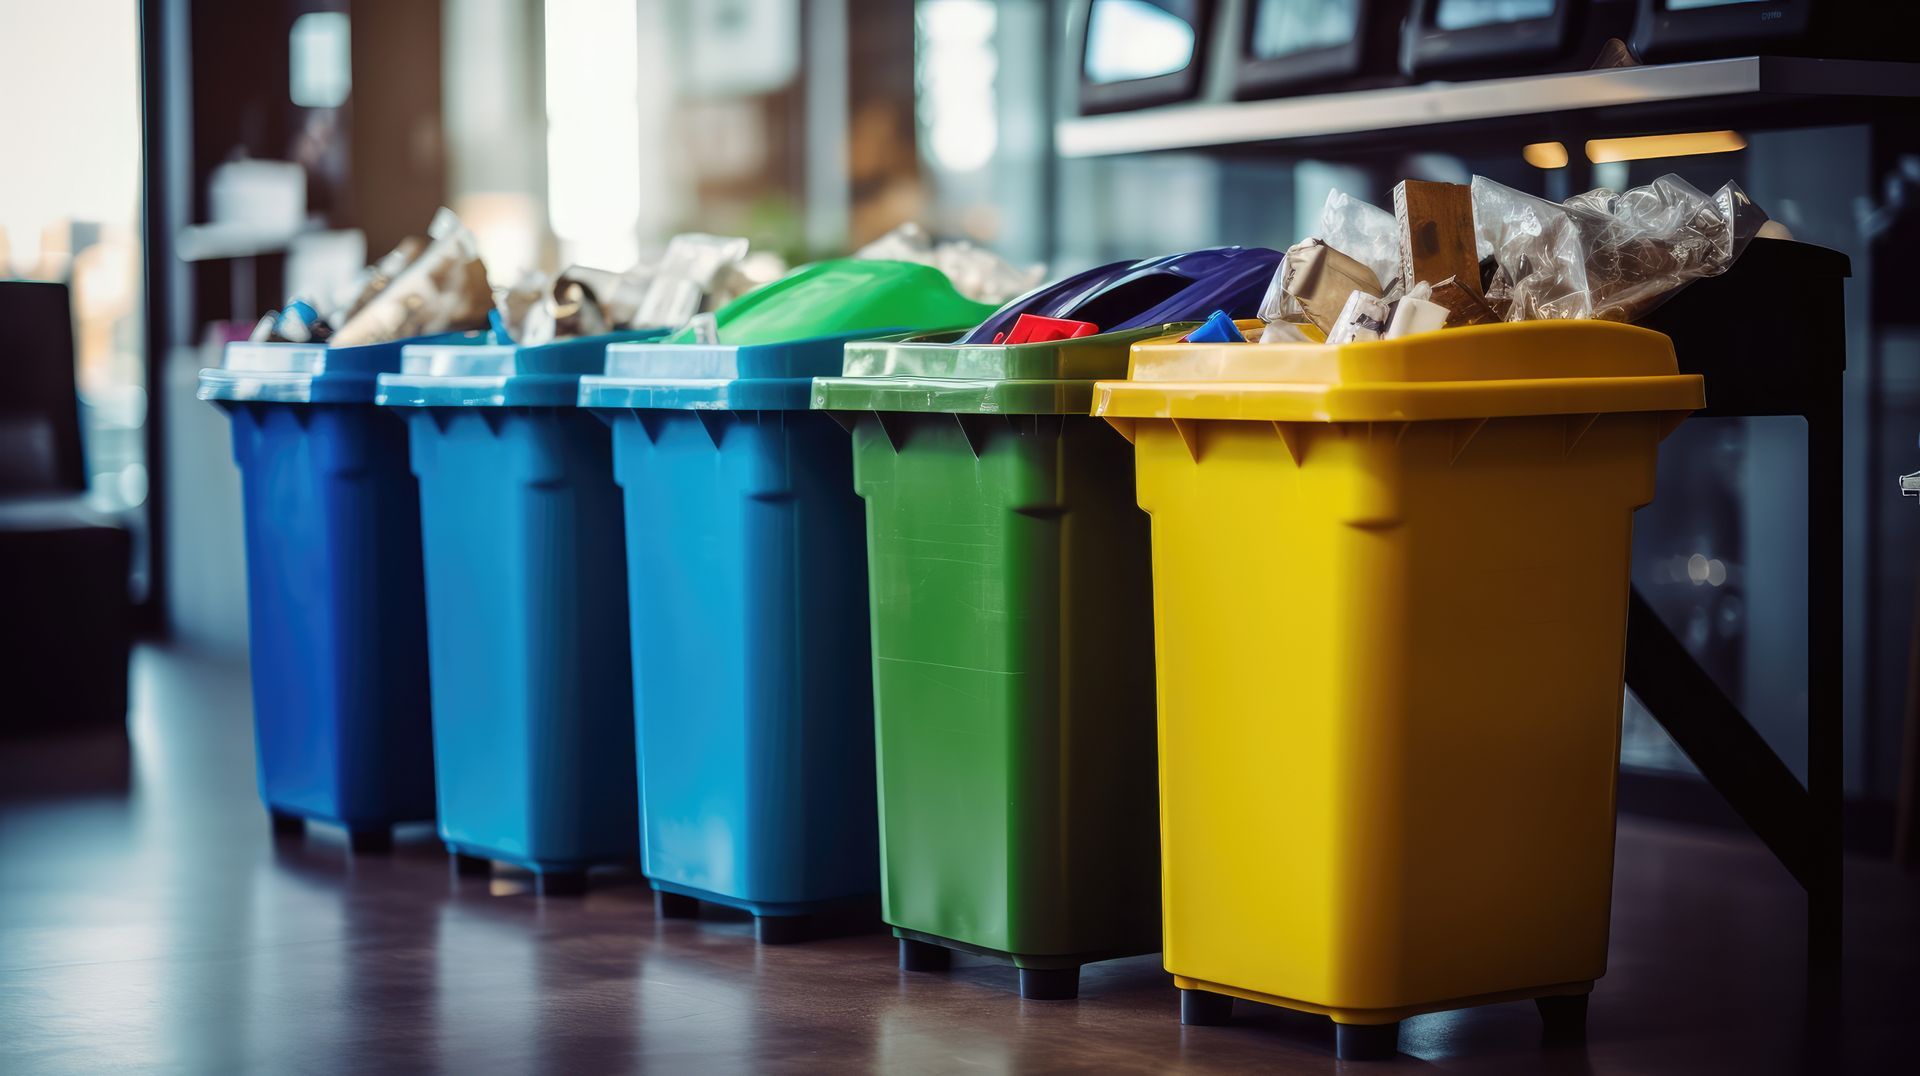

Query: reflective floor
[2,645,1916,1073]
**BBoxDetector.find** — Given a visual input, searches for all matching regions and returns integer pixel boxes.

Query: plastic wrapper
[1257,255,1303,326]
[1318,190,1401,290]
[330,208,492,346]
[705,251,788,311]
[1471,173,1767,323]
[564,265,654,328]
[1385,282,1448,339]
[1326,290,1393,346]
[495,270,548,341]
[516,274,612,347]
[632,233,750,330]
[1278,238,1384,333]
[855,222,1044,305]
[326,236,426,328]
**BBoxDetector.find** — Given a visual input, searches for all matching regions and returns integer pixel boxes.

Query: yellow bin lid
[1091,320,1704,424]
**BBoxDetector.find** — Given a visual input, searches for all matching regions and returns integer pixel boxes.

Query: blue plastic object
[577,331,885,921]
[198,335,479,841]
[960,247,1282,344]
[376,330,665,877]
[1184,309,1247,343]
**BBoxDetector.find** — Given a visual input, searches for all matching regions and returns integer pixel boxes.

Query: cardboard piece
[1393,180,1482,297]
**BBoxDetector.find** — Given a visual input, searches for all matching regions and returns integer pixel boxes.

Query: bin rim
[580,328,963,412]
[1092,319,1705,424]
[811,323,1199,415]
[197,330,488,405]
[375,328,668,408]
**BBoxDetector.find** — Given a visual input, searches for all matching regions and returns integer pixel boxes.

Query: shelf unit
[1057,56,1920,157]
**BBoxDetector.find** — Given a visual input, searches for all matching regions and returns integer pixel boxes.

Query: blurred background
[3,0,1918,850]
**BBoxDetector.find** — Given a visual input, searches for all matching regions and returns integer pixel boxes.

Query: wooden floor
[2,645,1915,1073]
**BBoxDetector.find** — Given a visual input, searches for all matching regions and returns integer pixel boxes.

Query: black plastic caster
[754,915,809,945]
[536,870,588,897]
[269,810,304,837]
[898,938,952,972]
[450,852,490,877]
[347,826,393,854]
[1180,988,1233,1026]
[1334,1021,1400,1061]
[1018,967,1080,1001]
[1537,993,1590,1044]
[654,890,700,920]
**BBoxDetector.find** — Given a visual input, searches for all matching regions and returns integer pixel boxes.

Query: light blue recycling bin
[578,331,890,940]
[199,333,481,851]
[376,329,663,894]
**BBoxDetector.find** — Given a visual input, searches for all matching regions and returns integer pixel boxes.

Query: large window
[0,0,148,597]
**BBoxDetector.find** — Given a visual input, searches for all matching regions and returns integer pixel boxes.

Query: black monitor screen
[1665,0,1765,8]
[1250,0,1361,59]
[1433,0,1557,31]
[1083,0,1202,84]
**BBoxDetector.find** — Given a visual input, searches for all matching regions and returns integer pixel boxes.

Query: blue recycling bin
[376,330,663,892]
[199,333,478,850]
[578,331,887,938]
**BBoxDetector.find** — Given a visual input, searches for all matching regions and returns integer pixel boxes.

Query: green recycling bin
[810,325,1169,1000]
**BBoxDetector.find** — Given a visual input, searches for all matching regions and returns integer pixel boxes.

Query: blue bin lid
[375,329,670,408]
[196,331,485,405]
[577,329,906,412]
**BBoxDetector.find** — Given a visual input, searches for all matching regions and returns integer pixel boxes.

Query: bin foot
[1180,988,1233,1026]
[450,852,490,878]
[1537,993,1590,1044]
[1334,1021,1400,1061]
[347,826,393,854]
[754,914,810,945]
[269,810,304,838]
[536,870,588,897]
[654,890,700,920]
[1018,967,1079,1001]
[898,938,952,973]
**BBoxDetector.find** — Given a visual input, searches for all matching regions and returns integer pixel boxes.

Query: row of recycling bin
[202,254,1703,1060]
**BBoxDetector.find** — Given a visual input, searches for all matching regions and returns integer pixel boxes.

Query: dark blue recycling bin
[199,333,478,850]
[578,331,882,937]
[376,330,663,892]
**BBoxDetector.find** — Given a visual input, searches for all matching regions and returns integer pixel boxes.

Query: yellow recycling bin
[1092,319,1703,1062]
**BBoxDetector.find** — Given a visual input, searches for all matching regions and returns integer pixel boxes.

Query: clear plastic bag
[632,233,751,331]
[330,208,493,346]
[1318,189,1401,290]
[1471,173,1767,323]
[855,222,1044,305]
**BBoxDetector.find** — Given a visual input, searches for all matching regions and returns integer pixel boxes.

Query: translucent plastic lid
[1093,320,1705,424]
[579,329,896,412]
[810,324,1188,416]
[197,331,484,405]
[374,329,668,408]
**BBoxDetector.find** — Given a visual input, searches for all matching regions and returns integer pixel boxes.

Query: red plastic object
[995,314,1098,346]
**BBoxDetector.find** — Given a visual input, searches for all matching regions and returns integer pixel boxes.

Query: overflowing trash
[326,209,494,347]
[248,210,756,348]
[855,222,1045,305]
[1253,172,1770,347]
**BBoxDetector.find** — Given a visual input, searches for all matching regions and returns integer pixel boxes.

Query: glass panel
[1251,0,1361,60]
[1434,0,1557,31]
[1084,0,1200,85]
[0,0,148,600]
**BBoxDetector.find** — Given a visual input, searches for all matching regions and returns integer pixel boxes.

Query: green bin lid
[809,323,1193,416]
[665,258,996,346]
